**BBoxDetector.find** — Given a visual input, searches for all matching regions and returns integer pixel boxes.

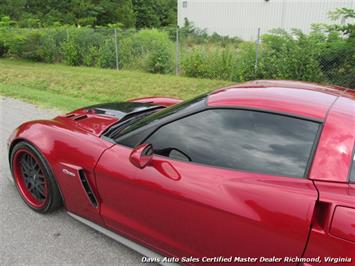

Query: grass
[0,59,232,111]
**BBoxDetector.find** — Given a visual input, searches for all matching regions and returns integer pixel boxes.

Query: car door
[95,108,320,263]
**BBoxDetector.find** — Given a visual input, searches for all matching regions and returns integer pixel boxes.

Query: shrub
[0,28,10,57]
[4,29,42,60]
[39,29,67,63]
[232,42,257,82]
[147,45,173,74]
[256,30,324,82]
[181,47,239,80]
[181,48,210,78]
[97,39,117,68]
[61,28,109,66]
[119,29,174,73]
[0,27,66,62]
[61,40,82,66]
[316,30,355,88]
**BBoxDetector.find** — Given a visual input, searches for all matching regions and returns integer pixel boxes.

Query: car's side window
[145,109,321,178]
[350,146,355,182]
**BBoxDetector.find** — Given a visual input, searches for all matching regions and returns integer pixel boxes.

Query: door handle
[151,159,181,181]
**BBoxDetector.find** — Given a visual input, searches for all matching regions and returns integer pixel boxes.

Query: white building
[177,0,355,40]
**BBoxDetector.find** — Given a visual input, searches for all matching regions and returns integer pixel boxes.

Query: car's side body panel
[9,120,113,225]
[309,96,355,183]
[330,206,355,242]
[54,114,118,136]
[303,182,355,264]
[96,144,318,264]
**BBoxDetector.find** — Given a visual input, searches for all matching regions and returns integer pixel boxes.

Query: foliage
[0,0,176,29]
[97,39,116,68]
[256,29,324,82]
[119,29,174,73]
[61,28,107,66]
[328,8,355,35]
[0,16,16,27]
[180,11,355,88]
[179,19,243,48]
[147,46,174,74]
[133,0,176,29]
[316,8,355,88]
[3,29,43,61]
[181,47,232,80]
[0,7,353,88]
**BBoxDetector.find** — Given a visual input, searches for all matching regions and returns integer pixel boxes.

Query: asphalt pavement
[0,97,152,265]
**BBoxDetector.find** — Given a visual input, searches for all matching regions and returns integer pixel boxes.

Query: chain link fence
[176,24,354,88]
[0,24,354,88]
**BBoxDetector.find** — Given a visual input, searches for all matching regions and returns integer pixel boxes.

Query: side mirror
[129,143,153,169]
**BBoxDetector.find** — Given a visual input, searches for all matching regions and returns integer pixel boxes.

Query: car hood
[54,102,164,136]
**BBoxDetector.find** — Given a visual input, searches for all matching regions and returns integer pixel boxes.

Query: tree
[133,0,176,28]
[328,7,355,36]
[0,0,26,20]
[93,0,135,28]
[0,0,136,28]
[133,0,160,28]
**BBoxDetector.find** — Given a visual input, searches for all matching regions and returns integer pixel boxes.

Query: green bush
[0,28,66,62]
[61,28,110,66]
[39,29,67,63]
[257,30,324,82]
[181,47,240,81]
[147,45,173,74]
[119,29,174,73]
[97,39,116,68]
[61,40,82,66]
[232,42,258,82]
[5,30,40,60]
[181,48,207,78]
[0,28,10,57]
[316,30,355,88]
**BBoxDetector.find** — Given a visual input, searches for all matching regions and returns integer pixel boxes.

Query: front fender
[7,119,112,225]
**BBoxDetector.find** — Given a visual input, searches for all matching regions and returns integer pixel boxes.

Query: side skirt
[67,212,180,266]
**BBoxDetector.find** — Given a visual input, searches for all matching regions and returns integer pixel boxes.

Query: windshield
[109,94,207,140]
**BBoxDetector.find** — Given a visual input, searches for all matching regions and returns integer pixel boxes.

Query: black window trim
[348,144,355,183]
[139,106,324,180]
[111,95,208,146]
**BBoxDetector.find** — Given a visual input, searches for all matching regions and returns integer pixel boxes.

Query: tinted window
[350,147,355,182]
[146,109,320,178]
[114,94,207,139]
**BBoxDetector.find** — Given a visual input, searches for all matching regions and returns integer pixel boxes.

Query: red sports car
[7,80,355,265]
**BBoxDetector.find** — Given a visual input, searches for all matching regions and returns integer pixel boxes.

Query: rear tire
[10,141,62,213]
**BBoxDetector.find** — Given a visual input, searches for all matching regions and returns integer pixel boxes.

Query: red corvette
[7,80,355,265]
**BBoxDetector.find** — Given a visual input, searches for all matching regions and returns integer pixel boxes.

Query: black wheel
[10,141,63,213]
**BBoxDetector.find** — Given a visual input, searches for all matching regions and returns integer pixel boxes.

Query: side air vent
[78,169,98,208]
[73,114,88,121]
[65,114,76,118]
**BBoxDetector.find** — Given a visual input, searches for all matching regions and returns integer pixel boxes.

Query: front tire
[10,141,62,213]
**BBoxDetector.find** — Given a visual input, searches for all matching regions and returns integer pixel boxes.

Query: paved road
[0,97,151,265]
